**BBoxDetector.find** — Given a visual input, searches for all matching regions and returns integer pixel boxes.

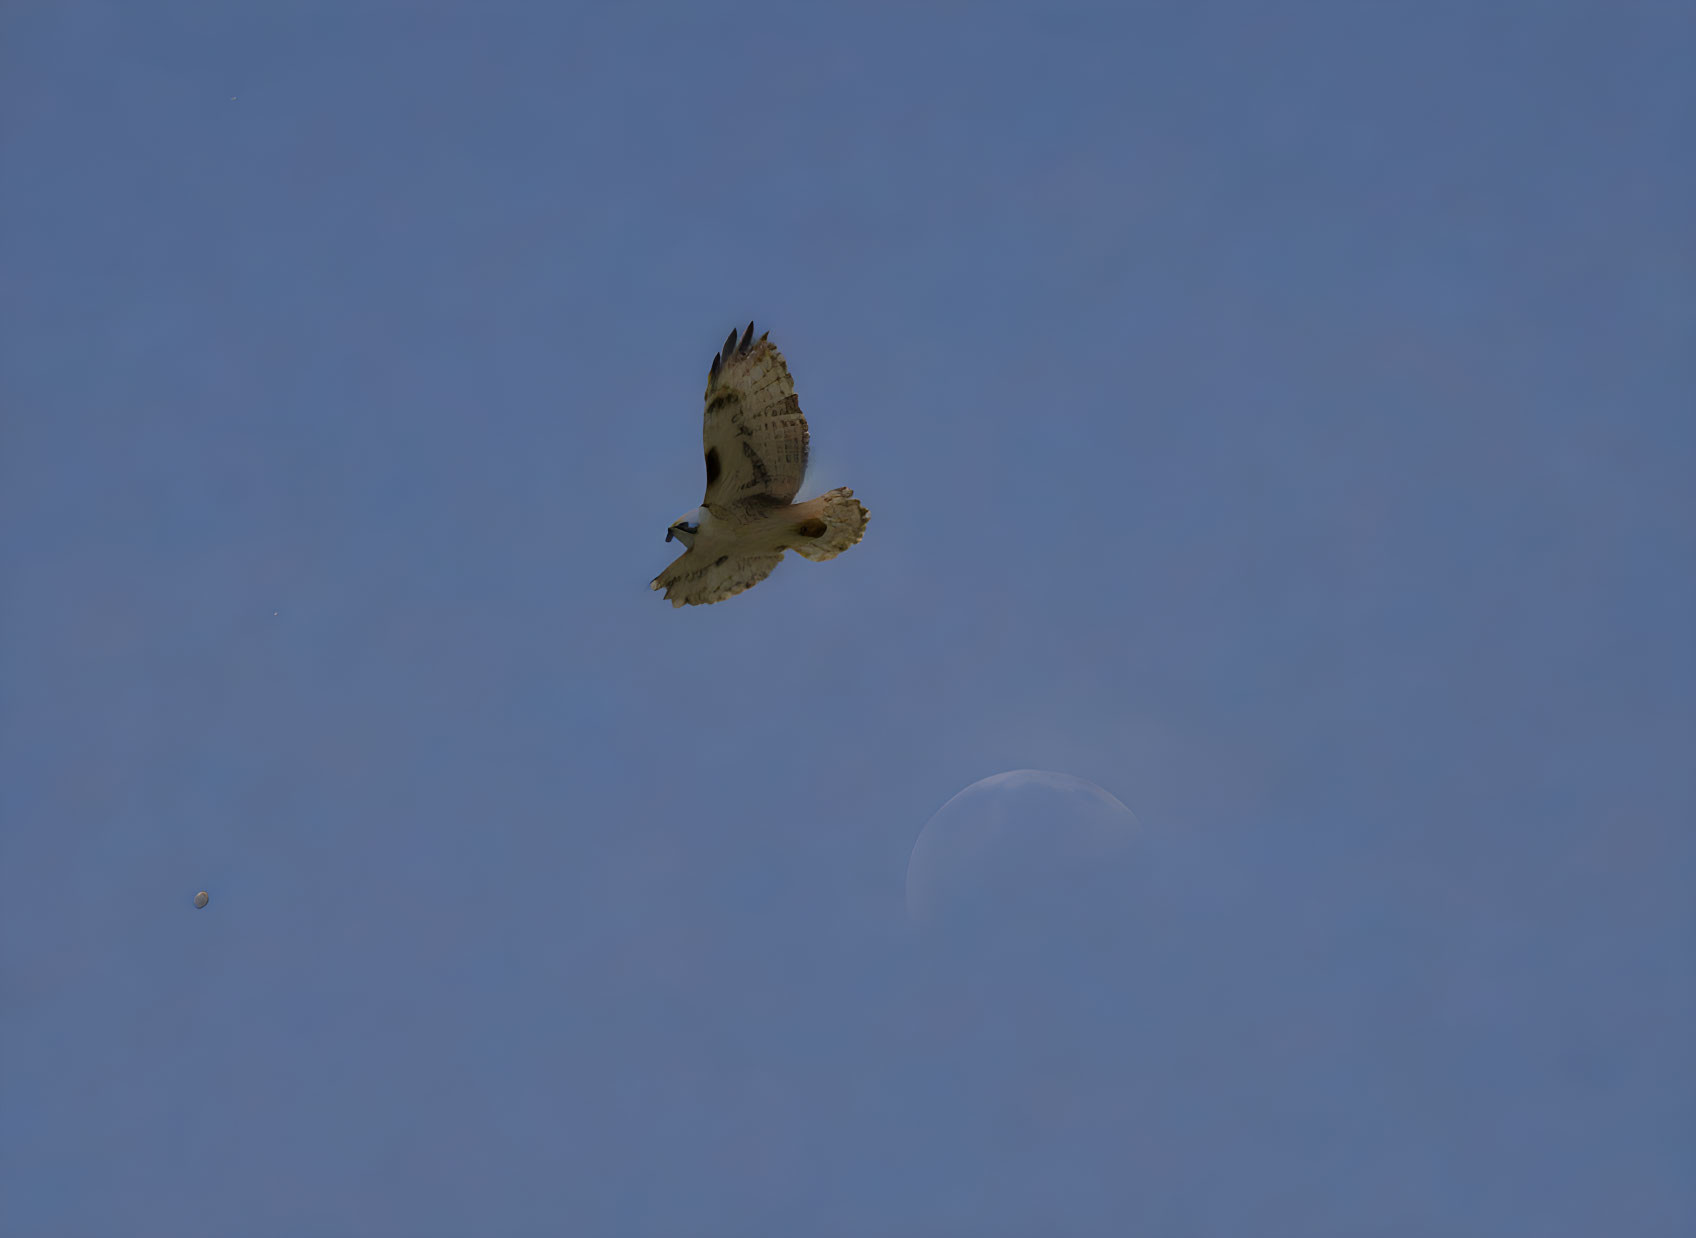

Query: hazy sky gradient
[3,4,1692,1234]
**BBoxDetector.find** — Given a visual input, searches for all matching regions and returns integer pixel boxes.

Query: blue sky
[3,3,1692,1234]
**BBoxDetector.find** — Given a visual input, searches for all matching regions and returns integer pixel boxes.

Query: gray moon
[905,769,1139,936]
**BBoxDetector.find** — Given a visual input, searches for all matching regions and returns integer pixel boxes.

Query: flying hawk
[651,323,868,607]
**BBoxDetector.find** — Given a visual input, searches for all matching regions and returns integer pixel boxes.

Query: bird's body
[651,323,868,607]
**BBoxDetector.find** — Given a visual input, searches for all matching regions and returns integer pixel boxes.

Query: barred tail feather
[790,487,869,562]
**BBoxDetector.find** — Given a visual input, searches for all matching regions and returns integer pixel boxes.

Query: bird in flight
[651,323,868,607]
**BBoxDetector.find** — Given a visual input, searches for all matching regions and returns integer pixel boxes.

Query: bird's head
[665,510,702,547]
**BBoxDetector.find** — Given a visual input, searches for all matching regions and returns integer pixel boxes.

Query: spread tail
[790,487,868,561]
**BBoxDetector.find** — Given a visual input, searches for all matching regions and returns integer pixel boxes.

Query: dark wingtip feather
[709,352,722,385]
[739,321,755,353]
[723,327,738,358]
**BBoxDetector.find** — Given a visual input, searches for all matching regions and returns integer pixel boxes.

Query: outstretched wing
[650,547,784,608]
[701,323,809,510]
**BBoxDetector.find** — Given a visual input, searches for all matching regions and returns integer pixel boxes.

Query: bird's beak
[665,527,676,543]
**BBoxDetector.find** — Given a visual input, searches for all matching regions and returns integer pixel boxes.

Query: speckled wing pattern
[650,548,784,608]
[652,322,868,607]
[701,323,809,511]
